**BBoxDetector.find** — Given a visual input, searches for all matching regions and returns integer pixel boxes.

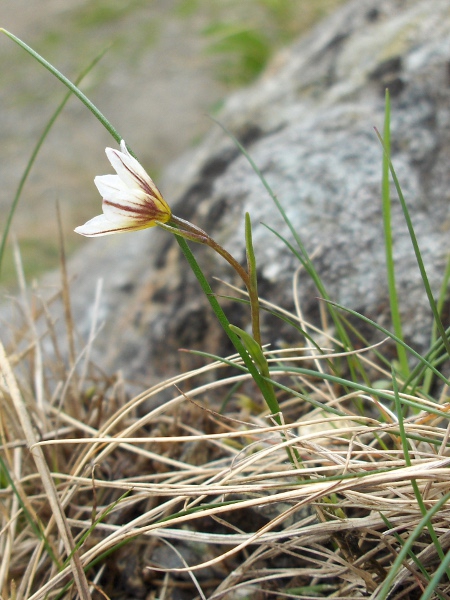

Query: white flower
[75,140,171,237]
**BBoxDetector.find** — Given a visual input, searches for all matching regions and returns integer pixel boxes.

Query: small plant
[203,22,272,85]
[201,0,347,86]
[1,27,450,600]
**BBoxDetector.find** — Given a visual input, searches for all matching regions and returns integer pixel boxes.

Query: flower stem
[165,215,251,288]
[165,215,265,347]
[163,216,299,459]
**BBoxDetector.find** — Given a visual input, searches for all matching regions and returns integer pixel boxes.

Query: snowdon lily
[75,140,250,288]
[75,140,172,236]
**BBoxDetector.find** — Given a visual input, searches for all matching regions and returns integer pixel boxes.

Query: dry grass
[1,269,450,600]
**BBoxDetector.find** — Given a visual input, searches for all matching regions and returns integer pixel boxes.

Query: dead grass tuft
[1,276,450,600]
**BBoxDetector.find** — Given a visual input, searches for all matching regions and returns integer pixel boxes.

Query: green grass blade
[1,29,120,144]
[375,491,450,599]
[402,322,450,395]
[375,127,450,359]
[422,252,450,394]
[245,212,258,295]
[244,212,263,345]
[0,46,109,278]
[324,299,450,389]
[185,346,346,418]
[260,222,369,385]
[0,454,60,568]
[62,491,130,569]
[379,513,440,594]
[269,362,449,418]
[392,370,448,574]
[420,550,450,600]
[381,90,409,377]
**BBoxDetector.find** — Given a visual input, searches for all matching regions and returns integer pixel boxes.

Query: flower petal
[94,174,130,198]
[95,175,148,208]
[102,193,153,221]
[106,141,166,203]
[74,213,156,237]
[106,146,152,192]
[75,140,172,238]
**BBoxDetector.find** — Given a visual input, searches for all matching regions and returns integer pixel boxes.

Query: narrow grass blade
[244,212,262,345]
[404,327,450,394]
[0,29,120,143]
[421,550,450,600]
[245,212,257,292]
[381,90,409,377]
[422,252,450,394]
[261,222,366,383]
[0,45,109,278]
[392,369,449,575]
[373,491,450,599]
[272,364,449,418]
[185,346,345,417]
[378,513,445,598]
[375,127,450,359]
[62,491,131,569]
[324,299,450,389]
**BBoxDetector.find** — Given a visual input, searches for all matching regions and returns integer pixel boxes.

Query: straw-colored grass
[2,266,450,600]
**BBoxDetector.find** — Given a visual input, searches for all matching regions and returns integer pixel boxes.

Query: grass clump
[201,0,347,85]
[2,261,450,598]
[1,30,450,600]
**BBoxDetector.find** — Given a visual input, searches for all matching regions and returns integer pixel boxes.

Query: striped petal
[106,146,149,192]
[75,140,171,237]
[74,213,157,237]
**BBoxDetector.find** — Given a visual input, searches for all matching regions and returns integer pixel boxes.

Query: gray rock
[15,0,450,384]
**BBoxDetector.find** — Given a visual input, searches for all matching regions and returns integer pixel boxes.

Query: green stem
[375,127,450,360]
[172,234,278,407]
[165,217,279,419]
[167,215,250,287]
[167,223,288,444]
[166,216,262,347]
[245,213,262,346]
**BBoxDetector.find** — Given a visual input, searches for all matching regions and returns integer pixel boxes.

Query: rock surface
[19,0,450,386]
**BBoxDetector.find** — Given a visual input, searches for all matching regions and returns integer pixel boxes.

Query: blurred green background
[0,0,345,288]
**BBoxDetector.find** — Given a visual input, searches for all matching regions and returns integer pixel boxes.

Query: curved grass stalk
[0,29,120,143]
[0,39,109,278]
